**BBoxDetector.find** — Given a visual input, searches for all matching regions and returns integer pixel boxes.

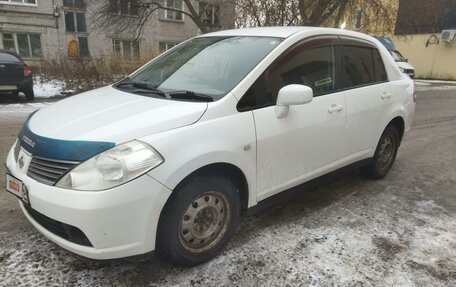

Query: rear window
[0,52,21,63]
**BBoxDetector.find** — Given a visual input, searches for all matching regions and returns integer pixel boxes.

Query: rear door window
[373,50,388,82]
[0,52,21,63]
[340,45,387,89]
[340,46,375,88]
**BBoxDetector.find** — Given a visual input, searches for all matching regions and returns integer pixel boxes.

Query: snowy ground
[0,83,455,286]
[33,78,66,98]
[414,79,456,91]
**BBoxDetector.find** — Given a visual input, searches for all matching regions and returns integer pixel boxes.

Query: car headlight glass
[399,67,405,73]
[56,140,163,191]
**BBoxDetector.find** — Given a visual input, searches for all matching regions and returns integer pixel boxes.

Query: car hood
[28,86,208,144]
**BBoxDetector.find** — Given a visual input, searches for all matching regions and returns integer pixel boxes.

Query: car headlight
[56,140,164,191]
[399,67,405,73]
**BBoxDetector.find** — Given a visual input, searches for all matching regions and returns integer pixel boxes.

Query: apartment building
[0,0,235,67]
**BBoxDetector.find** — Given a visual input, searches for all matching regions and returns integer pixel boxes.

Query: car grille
[24,204,93,247]
[27,156,79,185]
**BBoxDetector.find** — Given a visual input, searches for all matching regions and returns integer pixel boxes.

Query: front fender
[142,109,257,208]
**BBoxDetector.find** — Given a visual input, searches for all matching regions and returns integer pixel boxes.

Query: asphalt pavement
[0,82,455,286]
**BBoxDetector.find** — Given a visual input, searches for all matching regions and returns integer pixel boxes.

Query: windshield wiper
[167,90,214,102]
[114,78,165,96]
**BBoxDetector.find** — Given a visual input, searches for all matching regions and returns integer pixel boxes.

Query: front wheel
[361,126,400,179]
[156,175,240,266]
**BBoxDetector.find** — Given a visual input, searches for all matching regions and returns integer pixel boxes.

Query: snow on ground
[416,79,456,85]
[0,102,51,114]
[415,80,456,91]
[0,79,455,287]
[32,78,66,98]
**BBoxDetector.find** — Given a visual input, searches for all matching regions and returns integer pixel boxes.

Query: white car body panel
[5,27,415,260]
[29,86,207,143]
[253,91,347,201]
[6,145,172,259]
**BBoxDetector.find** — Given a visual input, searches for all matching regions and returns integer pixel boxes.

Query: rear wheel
[24,86,34,101]
[156,175,240,266]
[361,125,400,179]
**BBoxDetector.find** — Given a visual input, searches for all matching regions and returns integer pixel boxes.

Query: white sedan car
[5,27,415,266]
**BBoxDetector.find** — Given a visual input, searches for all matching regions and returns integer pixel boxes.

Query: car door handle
[328,104,344,114]
[381,92,392,99]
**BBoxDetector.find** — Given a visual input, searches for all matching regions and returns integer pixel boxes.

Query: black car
[0,49,34,101]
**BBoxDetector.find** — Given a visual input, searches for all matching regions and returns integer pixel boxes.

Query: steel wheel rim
[179,191,231,253]
[378,135,394,169]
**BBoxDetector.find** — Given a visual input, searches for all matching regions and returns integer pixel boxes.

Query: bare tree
[236,0,398,35]
[91,0,233,39]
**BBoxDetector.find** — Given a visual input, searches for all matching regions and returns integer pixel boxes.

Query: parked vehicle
[374,36,415,78]
[5,27,415,266]
[389,49,415,78]
[0,49,34,100]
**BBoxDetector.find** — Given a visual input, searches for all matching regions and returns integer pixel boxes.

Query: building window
[68,37,90,57]
[0,0,37,5]
[65,11,87,33]
[2,33,16,51]
[1,33,42,58]
[112,39,140,61]
[199,2,220,27]
[163,0,183,21]
[63,0,85,9]
[110,0,139,16]
[159,42,178,53]
[78,37,89,57]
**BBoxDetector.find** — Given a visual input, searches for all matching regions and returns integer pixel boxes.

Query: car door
[339,37,393,156]
[238,36,349,201]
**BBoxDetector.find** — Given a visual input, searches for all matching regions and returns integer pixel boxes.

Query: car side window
[267,44,337,99]
[340,45,377,88]
[340,46,388,88]
[373,49,388,82]
[237,44,337,111]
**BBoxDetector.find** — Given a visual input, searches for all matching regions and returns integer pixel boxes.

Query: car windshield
[129,36,283,101]
[389,50,407,62]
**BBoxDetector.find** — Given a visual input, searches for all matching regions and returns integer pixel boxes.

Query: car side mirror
[275,84,313,119]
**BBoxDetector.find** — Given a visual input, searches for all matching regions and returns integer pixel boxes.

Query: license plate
[0,85,17,91]
[5,174,30,205]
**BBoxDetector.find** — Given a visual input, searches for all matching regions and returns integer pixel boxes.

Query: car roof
[0,49,23,61]
[199,26,381,47]
[202,26,377,41]
[203,26,317,38]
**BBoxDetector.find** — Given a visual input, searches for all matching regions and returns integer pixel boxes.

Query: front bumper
[5,144,172,259]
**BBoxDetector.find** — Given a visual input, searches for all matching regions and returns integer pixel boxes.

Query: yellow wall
[392,34,456,80]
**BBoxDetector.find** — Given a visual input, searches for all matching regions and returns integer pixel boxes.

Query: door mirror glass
[275,84,313,118]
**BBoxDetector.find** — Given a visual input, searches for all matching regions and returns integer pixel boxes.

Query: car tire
[361,125,400,179]
[24,86,35,101]
[156,174,241,266]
